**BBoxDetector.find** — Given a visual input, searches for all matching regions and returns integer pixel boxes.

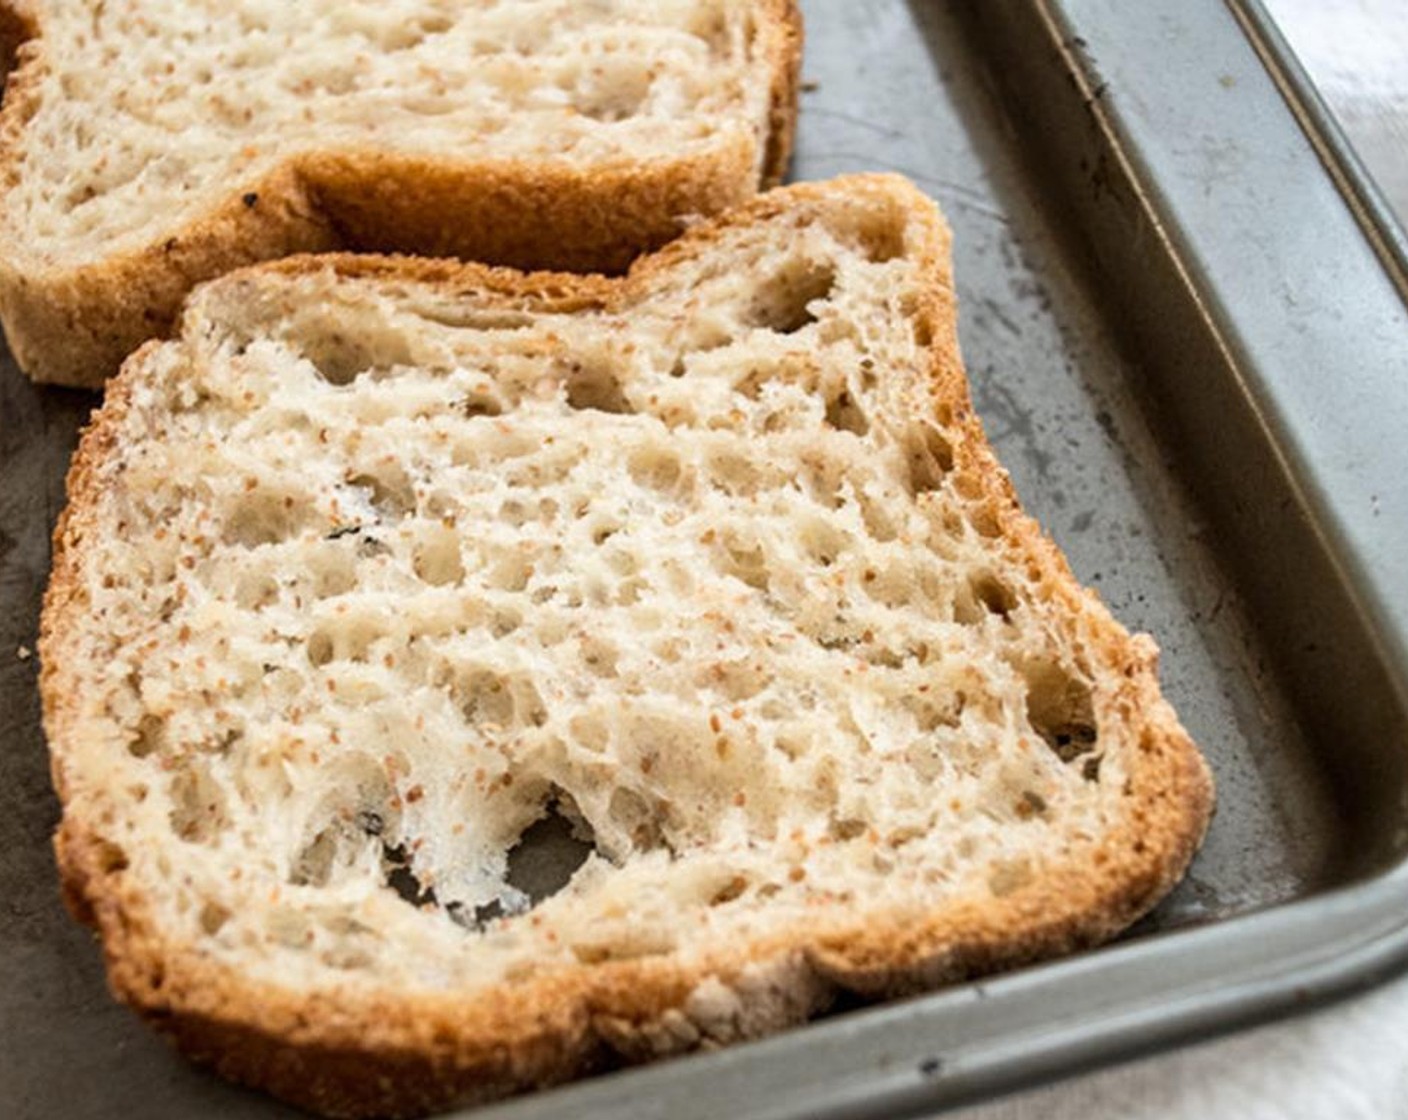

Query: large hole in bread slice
[565,360,633,414]
[746,259,837,334]
[383,797,596,928]
[286,310,415,386]
[1021,658,1100,775]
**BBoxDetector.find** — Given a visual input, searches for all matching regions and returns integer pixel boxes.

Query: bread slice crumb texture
[0,1,801,386]
[41,175,1211,1116]
[4,0,783,262]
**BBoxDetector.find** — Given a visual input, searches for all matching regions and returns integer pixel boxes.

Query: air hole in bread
[569,711,610,753]
[347,465,414,517]
[969,506,1003,539]
[568,62,652,122]
[129,713,166,758]
[298,325,412,386]
[906,425,955,494]
[824,387,869,436]
[697,658,769,702]
[856,490,899,542]
[499,796,595,905]
[589,516,622,545]
[829,817,868,842]
[455,668,516,727]
[306,614,382,665]
[707,450,765,496]
[498,499,529,529]
[289,771,399,890]
[292,822,356,888]
[490,608,523,638]
[565,361,633,414]
[627,447,684,493]
[94,838,129,875]
[383,841,437,908]
[199,901,231,936]
[223,490,308,547]
[910,692,961,733]
[801,461,843,509]
[904,740,944,781]
[709,876,749,906]
[310,549,357,598]
[854,213,907,264]
[608,787,665,852]
[168,759,229,844]
[234,569,281,609]
[307,629,334,667]
[461,392,503,419]
[487,551,532,592]
[686,4,731,56]
[716,536,769,592]
[1016,789,1048,819]
[1022,659,1099,765]
[861,566,916,610]
[970,573,1017,620]
[800,520,849,568]
[376,19,437,52]
[747,259,836,334]
[453,668,547,730]
[614,576,646,606]
[733,365,769,400]
[580,635,619,678]
[412,525,465,586]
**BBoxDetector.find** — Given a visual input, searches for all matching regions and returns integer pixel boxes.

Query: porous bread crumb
[41,175,1212,1118]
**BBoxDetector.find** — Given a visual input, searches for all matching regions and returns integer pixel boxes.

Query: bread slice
[41,174,1212,1118]
[0,0,801,388]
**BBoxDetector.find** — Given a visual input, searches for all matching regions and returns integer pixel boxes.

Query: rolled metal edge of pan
[1227,0,1408,304]
[467,876,1408,1120]
[456,1,1408,1117]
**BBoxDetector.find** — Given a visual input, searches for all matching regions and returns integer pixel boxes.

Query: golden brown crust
[758,0,803,189]
[41,174,1212,1118]
[0,2,805,389]
[304,140,759,275]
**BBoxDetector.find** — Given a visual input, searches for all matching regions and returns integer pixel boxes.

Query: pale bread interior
[49,182,1145,1001]
[3,0,778,263]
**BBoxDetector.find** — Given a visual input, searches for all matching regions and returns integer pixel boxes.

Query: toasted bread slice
[0,0,801,387]
[42,174,1212,1118]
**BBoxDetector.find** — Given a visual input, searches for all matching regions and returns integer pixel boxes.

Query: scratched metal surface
[0,0,1369,1117]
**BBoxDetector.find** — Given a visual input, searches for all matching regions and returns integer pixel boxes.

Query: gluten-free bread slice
[0,0,800,387]
[42,174,1212,1118]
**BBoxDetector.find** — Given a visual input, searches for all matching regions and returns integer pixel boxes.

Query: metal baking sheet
[5,0,1408,1117]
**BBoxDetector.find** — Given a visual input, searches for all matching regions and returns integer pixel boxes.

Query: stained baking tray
[5,0,1408,1117]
